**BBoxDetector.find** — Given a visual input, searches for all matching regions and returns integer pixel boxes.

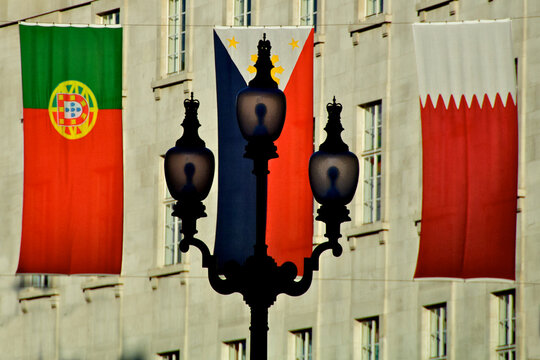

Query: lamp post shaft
[250,303,269,359]
[254,157,269,257]
[251,155,271,359]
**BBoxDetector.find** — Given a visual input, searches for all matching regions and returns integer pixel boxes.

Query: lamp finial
[177,93,204,148]
[320,97,347,153]
[248,34,277,88]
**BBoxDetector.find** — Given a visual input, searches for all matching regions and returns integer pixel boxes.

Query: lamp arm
[179,236,212,267]
[283,237,343,297]
[180,235,237,295]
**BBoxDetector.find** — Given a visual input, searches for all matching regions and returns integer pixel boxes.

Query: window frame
[358,317,380,360]
[233,0,251,26]
[426,303,447,360]
[99,9,120,25]
[167,0,187,74]
[299,0,317,30]
[495,290,516,359]
[360,101,382,224]
[224,339,247,360]
[163,164,182,266]
[30,274,50,289]
[366,0,383,16]
[157,350,180,360]
[291,328,312,360]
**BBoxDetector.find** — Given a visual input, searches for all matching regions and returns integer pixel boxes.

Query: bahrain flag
[413,21,518,280]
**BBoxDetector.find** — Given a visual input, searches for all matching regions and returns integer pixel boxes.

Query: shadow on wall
[119,353,147,360]
[55,350,147,360]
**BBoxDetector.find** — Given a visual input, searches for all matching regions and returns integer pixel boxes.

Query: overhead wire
[2,15,540,28]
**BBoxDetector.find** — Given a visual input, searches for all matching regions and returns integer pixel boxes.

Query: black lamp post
[164,35,359,360]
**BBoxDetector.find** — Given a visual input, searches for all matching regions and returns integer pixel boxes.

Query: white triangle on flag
[214,26,312,90]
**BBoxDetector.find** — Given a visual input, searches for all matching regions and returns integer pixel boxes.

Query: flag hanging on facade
[17,23,123,274]
[213,27,314,273]
[413,21,518,280]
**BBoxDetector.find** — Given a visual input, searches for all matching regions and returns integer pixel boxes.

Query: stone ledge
[19,287,59,301]
[81,276,123,302]
[314,33,326,57]
[148,263,190,290]
[517,188,526,213]
[416,0,455,12]
[348,13,392,43]
[151,72,193,90]
[19,288,60,313]
[346,221,390,250]
[92,0,121,15]
[81,276,122,291]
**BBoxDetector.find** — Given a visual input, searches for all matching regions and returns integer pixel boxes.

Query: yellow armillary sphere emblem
[48,80,98,140]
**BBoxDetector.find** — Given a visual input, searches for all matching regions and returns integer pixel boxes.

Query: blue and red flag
[213,27,314,274]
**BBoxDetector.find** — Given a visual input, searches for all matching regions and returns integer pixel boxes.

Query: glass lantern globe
[236,33,286,144]
[308,150,359,206]
[164,146,215,202]
[309,97,359,207]
[164,94,215,203]
[236,86,286,142]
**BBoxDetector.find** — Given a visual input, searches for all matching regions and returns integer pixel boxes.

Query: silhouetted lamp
[236,33,286,159]
[309,97,359,247]
[164,34,359,360]
[164,94,215,236]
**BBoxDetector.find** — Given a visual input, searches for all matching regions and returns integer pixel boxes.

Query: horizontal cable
[1,16,539,28]
[0,272,532,286]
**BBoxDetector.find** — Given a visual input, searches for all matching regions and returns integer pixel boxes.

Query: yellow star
[289,38,299,49]
[227,36,240,49]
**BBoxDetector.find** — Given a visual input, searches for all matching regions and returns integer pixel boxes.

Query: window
[361,101,382,224]
[225,339,247,360]
[31,274,50,288]
[168,0,187,74]
[233,0,251,26]
[100,9,120,25]
[292,328,312,360]
[496,290,516,359]
[300,0,317,30]
[366,0,383,16]
[427,304,447,360]
[157,350,180,360]
[358,317,379,360]
[164,186,182,266]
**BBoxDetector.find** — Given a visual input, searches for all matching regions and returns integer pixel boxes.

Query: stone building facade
[0,0,539,359]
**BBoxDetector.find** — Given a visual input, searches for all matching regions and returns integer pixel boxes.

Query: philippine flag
[213,27,314,274]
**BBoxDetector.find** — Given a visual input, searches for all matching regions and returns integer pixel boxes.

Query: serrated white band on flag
[413,20,516,108]
[413,20,518,280]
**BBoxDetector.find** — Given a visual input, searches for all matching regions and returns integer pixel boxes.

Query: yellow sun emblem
[247,54,285,85]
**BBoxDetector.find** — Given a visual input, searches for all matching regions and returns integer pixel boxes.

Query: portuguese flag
[17,23,123,274]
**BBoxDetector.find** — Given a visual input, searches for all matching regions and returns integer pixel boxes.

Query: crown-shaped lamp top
[319,97,349,153]
[248,33,278,89]
[176,92,206,148]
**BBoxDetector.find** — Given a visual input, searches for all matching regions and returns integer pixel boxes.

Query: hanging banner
[213,27,314,274]
[17,23,123,274]
[413,21,518,280]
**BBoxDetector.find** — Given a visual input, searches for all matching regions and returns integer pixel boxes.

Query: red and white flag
[413,21,518,280]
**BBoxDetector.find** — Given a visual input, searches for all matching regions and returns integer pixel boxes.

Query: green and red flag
[17,23,123,274]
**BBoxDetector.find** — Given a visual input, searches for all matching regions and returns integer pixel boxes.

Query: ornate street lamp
[164,35,359,360]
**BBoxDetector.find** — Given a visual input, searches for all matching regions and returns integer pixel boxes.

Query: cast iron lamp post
[164,35,359,360]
